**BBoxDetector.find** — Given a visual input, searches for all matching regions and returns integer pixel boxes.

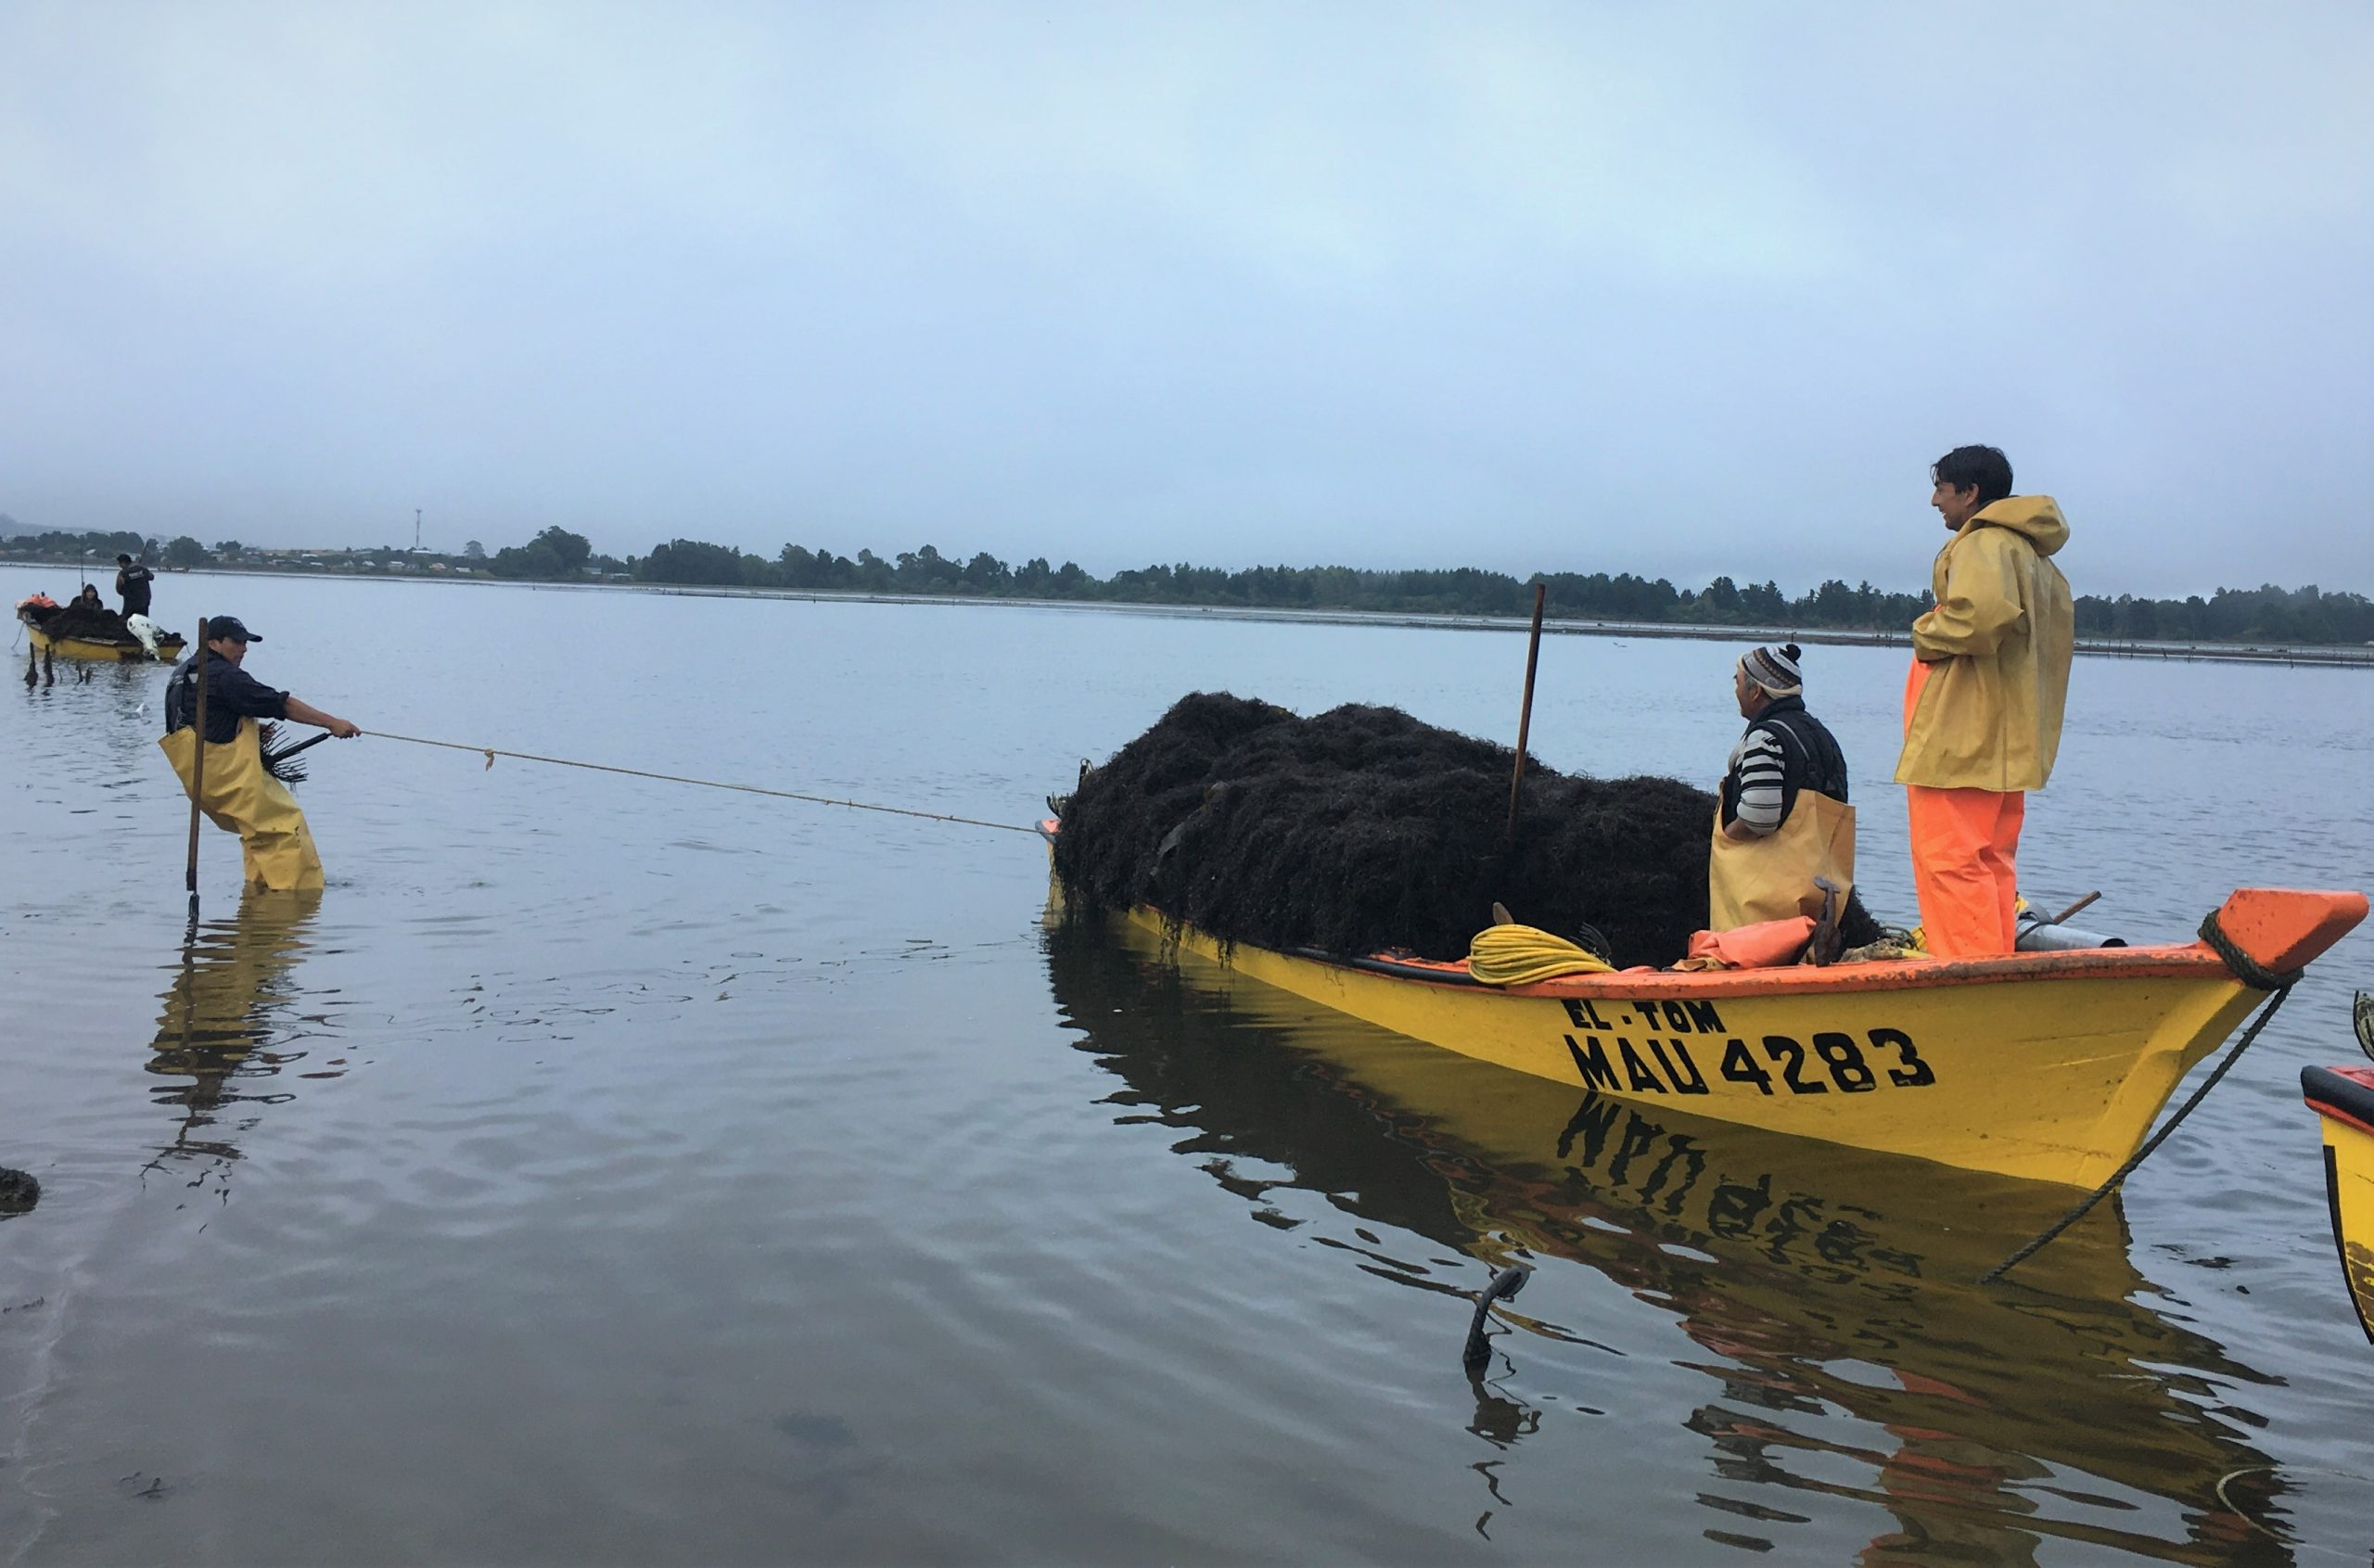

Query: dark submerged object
[1053,693,1881,969]
[1461,1263,1531,1372]
[0,1167,39,1217]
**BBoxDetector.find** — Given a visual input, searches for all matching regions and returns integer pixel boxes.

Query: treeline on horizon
[6,521,2371,646]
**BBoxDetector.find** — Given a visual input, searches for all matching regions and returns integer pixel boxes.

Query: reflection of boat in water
[148,890,336,1184]
[1046,820,2363,1188]
[2303,1000,2374,1342]
[1046,911,2291,1560]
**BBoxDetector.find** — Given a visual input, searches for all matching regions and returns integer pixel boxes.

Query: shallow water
[3,562,2369,1564]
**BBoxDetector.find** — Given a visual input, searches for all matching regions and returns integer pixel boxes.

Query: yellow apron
[160,717,325,891]
[1708,790,1855,931]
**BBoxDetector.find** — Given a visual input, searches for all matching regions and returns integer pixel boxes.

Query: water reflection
[1045,914,2292,1565]
[16,655,172,787]
[147,891,339,1195]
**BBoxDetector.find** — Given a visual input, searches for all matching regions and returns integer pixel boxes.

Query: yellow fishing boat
[2304,1050,2374,1344]
[18,606,185,662]
[1050,918,2290,1558]
[1044,821,2363,1189]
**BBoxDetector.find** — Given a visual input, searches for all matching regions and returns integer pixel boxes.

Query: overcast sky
[3,3,2368,595]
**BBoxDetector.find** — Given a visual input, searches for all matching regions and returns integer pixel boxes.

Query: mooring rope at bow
[365,730,1039,835]
[1977,908,2304,1284]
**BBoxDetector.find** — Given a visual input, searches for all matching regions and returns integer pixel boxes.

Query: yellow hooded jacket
[1894,496,2073,793]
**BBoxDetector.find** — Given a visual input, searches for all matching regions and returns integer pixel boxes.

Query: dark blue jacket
[164,651,287,745]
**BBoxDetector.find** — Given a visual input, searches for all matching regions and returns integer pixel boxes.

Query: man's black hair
[117,553,133,564]
[1933,445,2013,505]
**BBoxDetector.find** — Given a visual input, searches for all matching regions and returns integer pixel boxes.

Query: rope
[364,731,1039,835]
[1468,924,1615,986]
[2194,908,2305,993]
[1978,908,2301,1284]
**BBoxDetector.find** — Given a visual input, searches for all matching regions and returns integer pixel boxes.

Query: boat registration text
[1557,997,1934,1098]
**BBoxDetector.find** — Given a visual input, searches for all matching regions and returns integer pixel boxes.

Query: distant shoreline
[6,555,2368,669]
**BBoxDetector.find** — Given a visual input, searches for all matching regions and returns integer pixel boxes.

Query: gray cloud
[2,1,2367,595]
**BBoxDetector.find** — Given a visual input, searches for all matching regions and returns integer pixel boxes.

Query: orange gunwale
[1037,825,2365,1003]
[1278,940,2238,1001]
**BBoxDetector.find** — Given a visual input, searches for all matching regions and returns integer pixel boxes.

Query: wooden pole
[185,615,208,903]
[1505,582,1547,842]
[2046,890,2101,926]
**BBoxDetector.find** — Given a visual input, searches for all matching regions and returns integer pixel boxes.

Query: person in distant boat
[1894,445,2073,960]
[116,554,162,656]
[1709,644,1855,931]
[161,616,360,891]
[72,583,103,610]
[115,554,154,618]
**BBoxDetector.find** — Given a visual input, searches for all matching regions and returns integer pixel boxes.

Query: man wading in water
[161,616,361,891]
[1895,445,2073,959]
[1709,643,1855,931]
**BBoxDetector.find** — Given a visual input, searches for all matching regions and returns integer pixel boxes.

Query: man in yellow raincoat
[1894,446,2073,959]
[160,616,360,891]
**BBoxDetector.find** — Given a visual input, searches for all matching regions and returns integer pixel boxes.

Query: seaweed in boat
[1052,692,1880,969]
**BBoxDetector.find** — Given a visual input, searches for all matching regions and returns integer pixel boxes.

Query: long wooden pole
[185,614,208,903]
[1505,582,1547,842]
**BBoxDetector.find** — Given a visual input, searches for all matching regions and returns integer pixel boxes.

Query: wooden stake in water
[1505,582,1547,843]
[185,614,208,906]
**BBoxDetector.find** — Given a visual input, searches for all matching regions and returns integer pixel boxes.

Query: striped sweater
[1719,697,1849,837]
[1723,727,1793,835]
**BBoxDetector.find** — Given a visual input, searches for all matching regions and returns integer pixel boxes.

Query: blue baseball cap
[204,616,262,643]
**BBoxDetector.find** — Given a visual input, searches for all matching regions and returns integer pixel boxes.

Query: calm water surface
[3,564,2369,1565]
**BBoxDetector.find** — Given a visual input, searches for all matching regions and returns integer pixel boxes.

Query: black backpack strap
[1755,708,1849,805]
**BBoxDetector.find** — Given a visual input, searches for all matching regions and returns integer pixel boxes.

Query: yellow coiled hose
[1467,923,1615,987]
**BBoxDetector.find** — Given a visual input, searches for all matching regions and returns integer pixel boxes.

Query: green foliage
[486,527,595,581]
[588,537,2368,643]
[0,528,149,562]
[640,538,749,585]
[6,516,2365,645]
[2074,583,2374,644]
[534,527,593,574]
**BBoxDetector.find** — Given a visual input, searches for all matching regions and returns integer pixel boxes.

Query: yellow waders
[160,718,325,891]
[1708,791,1855,932]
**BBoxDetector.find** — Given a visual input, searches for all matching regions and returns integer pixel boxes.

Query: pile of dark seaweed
[25,602,137,644]
[1053,693,1878,969]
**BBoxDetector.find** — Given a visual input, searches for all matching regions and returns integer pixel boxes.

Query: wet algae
[1053,692,1878,969]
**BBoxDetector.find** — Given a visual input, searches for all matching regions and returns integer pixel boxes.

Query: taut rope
[365,731,1039,836]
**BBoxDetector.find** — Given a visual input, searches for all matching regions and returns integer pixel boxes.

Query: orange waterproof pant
[1906,785,2024,960]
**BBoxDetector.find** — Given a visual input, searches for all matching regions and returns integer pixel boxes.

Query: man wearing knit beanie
[1711,643,1856,931]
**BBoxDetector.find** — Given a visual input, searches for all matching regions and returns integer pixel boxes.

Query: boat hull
[1052,916,2285,1541]
[22,621,184,663]
[1114,885,2364,1189]
[2304,1064,2374,1343]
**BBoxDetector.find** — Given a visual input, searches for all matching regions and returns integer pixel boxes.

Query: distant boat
[18,605,185,663]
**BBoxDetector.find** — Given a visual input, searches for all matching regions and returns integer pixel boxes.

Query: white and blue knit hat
[1739,643,1803,696]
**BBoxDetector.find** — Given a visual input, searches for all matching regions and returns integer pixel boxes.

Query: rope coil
[2195,910,2304,992]
[364,731,1038,835]
[1979,906,2299,1283]
[1468,924,1615,987]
